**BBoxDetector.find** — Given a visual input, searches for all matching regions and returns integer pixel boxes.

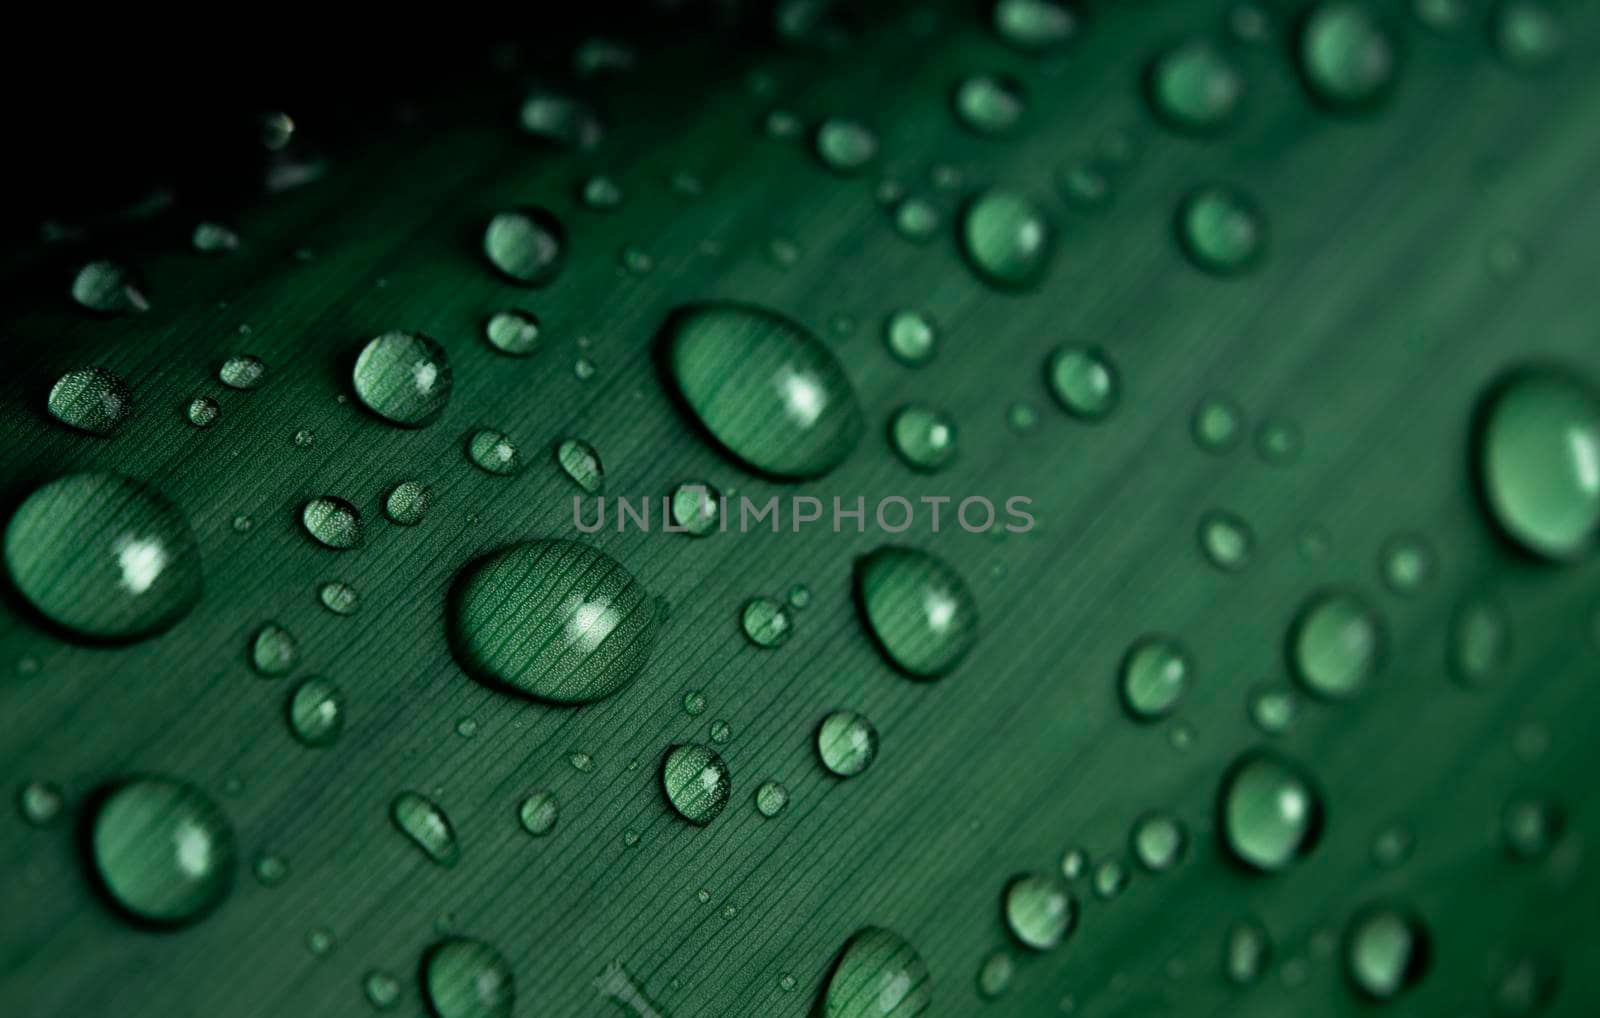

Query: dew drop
[1248,686,1300,735]
[351,331,452,427]
[219,354,267,390]
[1379,533,1435,595]
[302,496,364,550]
[555,438,604,493]
[1225,918,1271,985]
[319,581,360,615]
[192,222,240,254]
[953,74,1026,134]
[391,792,459,868]
[422,937,514,1018]
[1503,797,1564,860]
[661,744,731,826]
[1003,873,1076,950]
[822,927,930,1017]
[1193,395,1244,451]
[814,118,878,174]
[47,367,133,436]
[854,546,978,679]
[884,310,937,366]
[89,777,234,926]
[1344,907,1430,1000]
[1091,858,1128,900]
[250,622,298,675]
[519,90,602,149]
[977,951,1014,1000]
[1046,345,1119,420]
[1199,511,1253,571]
[1120,636,1191,720]
[670,482,720,536]
[889,406,957,472]
[1289,590,1383,700]
[1178,185,1266,274]
[518,791,559,837]
[466,429,521,475]
[484,310,542,356]
[961,188,1054,288]
[385,481,431,526]
[253,852,288,886]
[186,396,220,428]
[893,197,941,242]
[1059,847,1088,880]
[1299,2,1398,108]
[742,597,794,648]
[483,207,566,286]
[1147,40,1245,132]
[755,781,789,818]
[1132,813,1188,872]
[288,677,345,746]
[364,970,401,1010]
[818,710,878,777]
[18,780,63,826]
[1492,1,1563,69]
[72,260,149,314]
[1219,751,1324,872]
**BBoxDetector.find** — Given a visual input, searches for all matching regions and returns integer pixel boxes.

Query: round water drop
[994,0,1076,51]
[818,711,878,777]
[1379,533,1434,595]
[1132,813,1188,872]
[670,482,720,536]
[288,677,344,746]
[953,74,1026,134]
[662,303,863,479]
[1225,918,1271,985]
[253,853,288,886]
[1449,596,1511,686]
[319,581,359,615]
[391,792,458,868]
[1199,511,1253,571]
[1193,395,1244,451]
[581,174,623,210]
[302,496,363,550]
[683,690,707,715]
[219,354,267,390]
[893,197,940,242]
[977,952,1014,1000]
[1344,908,1430,1000]
[484,310,541,356]
[1092,858,1128,900]
[1120,636,1191,720]
[889,406,957,472]
[961,188,1054,288]
[483,207,566,286]
[884,310,936,366]
[518,791,559,837]
[186,396,220,428]
[1299,2,1398,108]
[1046,345,1119,420]
[450,540,658,704]
[1057,160,1111,209]
[6,473,202,641]
[855,546,977,679]
[1003,873,1076,950]
[192,221,239,254]
[1493,1,1563,69]
[89,777,234,926]
[352,331,452,427]
[556,438,604,493]
[755,781,789,818]
[661,744,731,826]
[466,430,521,475]
[822,927,930,1017]
[1289,590,1383,699]
[1147,40,1245,132]
[1249,686,1300,735]
[1178,185,1265,274]
[1256,417,1302,463]
[72,260,149,314]
[364,970,401,1010]
[1476,368,1600,560]
[1059,847,1088,880]
[742,597,793,648]
[1503,797,1563,860]
[1219,751,1324,872]
[814,118,878,174]
[519,90,602,149]
[385,481,431,526]
[251,623,298,675]
[422,937,514,1018]
[48,367,132,436]
[18,780,63,826]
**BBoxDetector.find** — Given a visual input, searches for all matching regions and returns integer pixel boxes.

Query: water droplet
[318,581,360,616]
[993,0,1077,51]
[1004,873,1076,950]
[1256,417,1301,463]
[683,690,707,715]
[72,260,149,314]
[1059,847,1088,880]
[391,792,459,867]
[1414,0,1467,30]
[822,927,930,1017]
[1493,953,1560,1015]
[556,438,604,493]
[855,546,978,679]
[1193,395,1244,451]
[1046,345,1119,420]
[1120,636,1191,720]
[483,207,566,286]
[219,354,267,390]
[422,937,514,1018]
[1289,590,1383,700]
[1476,368,1600,560]
[788,583,812,609]
[385,481,431,526]
[351,331,452,427]
[755,781,789,818]
[484,310,541,356]
[893,197,941,242]
[1492,1,1563,69]
[1344,907,1430,1000]
[1225,918,1271,985]
[961,188,1054,288]
[1178,185,1265,274]
[18,780,63,826]
[5,473,202,641]
[818,711,878,777]
[1219,751,1324,871]
[1007,403,1039,434]
[455,717,478,739]
[249,622,297,676]
[466,429,521,475]
[661,744,731,826]
[884,310,937,367]
[1299,2,1398,108]
[1249,686,1300,735]
[889,406,958,472]
[306,926,336,957]
[47,367,132,436]
[953,74,1026,134]
[1057,160,1111,209]
[293,428,316,449]
[1199,511,1253,571]
[814,118,878,173]
[574,357,597,381]
[779,973,798,992]
[1446,596,1510,688]
[186,396,220,428]
[191,221,240,254]
[450,540,658,704]
[710,719,732,744]
[89,777,234,925]
[1132,813,1188,872]
[1147,40,1245,132]
[740,596,795,648]
[288,677,345,746]
[519,90,602,148]
[302,496,364,550]
[1379,533,1435,595]
[581,174,623,210]
[663,303,863,479]
[571,751,595,773]
[253,853,288,886]
[1091,858,1128,900]
[1503,797,1563,860]
[364,970,401,1010]
[518,791,559,837]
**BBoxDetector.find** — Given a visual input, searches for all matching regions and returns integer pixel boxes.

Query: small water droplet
[788,583,812,609]
[391,792,459,867]
[466,429,522,475]
[1091,858,1129,900]
[1248,686,1300,735]
[18,780,63,826]
[364,970,401,1010]
[1120,636,1191,720]
[884,310,937,367]
[1193,395,1244,451]
[993,0,1077,51]
[293,428,316,449]
[1059,847,1088,880]
[422,937,514,1018]
[1147,40,1245,132]
[302,496,364,550]
[191,221,240,254]
[306,926,336,957]
[1491,0,1563,69]
[253,853,288,886]
[351,331,452,427]
[1005,873,1076,950]
[571,751,596,773]
[556,438,604,493]
[1289,590,1383,700]
[962,188,1054,288]
[384,481,431,526]
[1199,511,1253,571]
[89,777,234,925]
[318,581,360,616]
[683,690,707,715]
[1493,952,1560,1015]
[893,197,941,242]
[483,207,566,286]
[814,118,878,173]
[186,396,220,428]
[1379,533,1435,595]
[755,781,789,818]
[217,353,267,390]
[1344,907,1430,1000]
[287,677,345,746]
[484,310,542,356]
[1219,751,1324,872]
[519,90,602,148]
[709,719,732,744]
[977,951,1014,1000]
[518,791,559,836]
[818,710,878,777]
[661,744,731,826]
[855,547,978,679]
[1178,185,1266,274]
[1503,797,1564,860]
[823,927,931,1017]
[741,596,794,648]
[953,73,1026,134]
[47,367,133,436]
[72,260,149,314]
[889,406,958,472]
[1046,345,1119,420]
[580,175,623,210]
[1132,813,1188,872]
[1299,2,1398,108]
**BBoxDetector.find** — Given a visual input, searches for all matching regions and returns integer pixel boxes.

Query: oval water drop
[822,926,931,1017]
[994,0,1077,52]
[555,438,604,493]
[1003,873,1077,950]
[352,331,452,427]
[1219,751,1324,872]
[72,260,149,314]
[47,367,133,436]
[1120,636,1191,720]
[1047,345,1119,421]
[961,188,1054,288]
[889,406,957,472]
[89,777,234,925]
[1147,40,1245,132]
[422,937,514,1018]
[302,496,364,550]
[484,310,542,356]
[741,596,793,648]
[953,74,1026,135]
[518,792,559,836]
[391,792,459,868]
[385,481,431,526]
[1299,2,1398,108]
[219,354,267,390]
[483,207,566,286]
[1344,907,1430,1000]
[818,711,878,777]
[288,677,345,746]
[661,744,731,826]
[854,546,977,679]
[1178,185,1265,274]
[466,430,521,475]
[1289,590,1383,699]
[519,90,602,149]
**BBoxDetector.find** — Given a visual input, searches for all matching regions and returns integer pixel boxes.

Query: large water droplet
[288,677,345,746]
[483,208,566,286]
[1299,2,1398,108]
[1476,369,1600,560]
[1147,40,1245,132]
[822,927,930,1017]
[1219,751,1324,872]
[5,473,202,641]
[47,367,133,436]
[391,792,459,868]
[89,777,234,925]
[449,540,658,704]
[1120,636,1191,720]
[854,546,978,679]
[1003,873,1077,950]
[1344,907,1430,1000]
[818,710,879,777]
[661,744,731,826]
[1289,590,1383,700]
[302,496,364,550]
[352,331,452,427]
[1178,185,1265,274]
[961,188,1054,288]
[422,937,514,1018]
[72,260,149,314]
[1047,345,1119,421]
[662,303,863,479]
